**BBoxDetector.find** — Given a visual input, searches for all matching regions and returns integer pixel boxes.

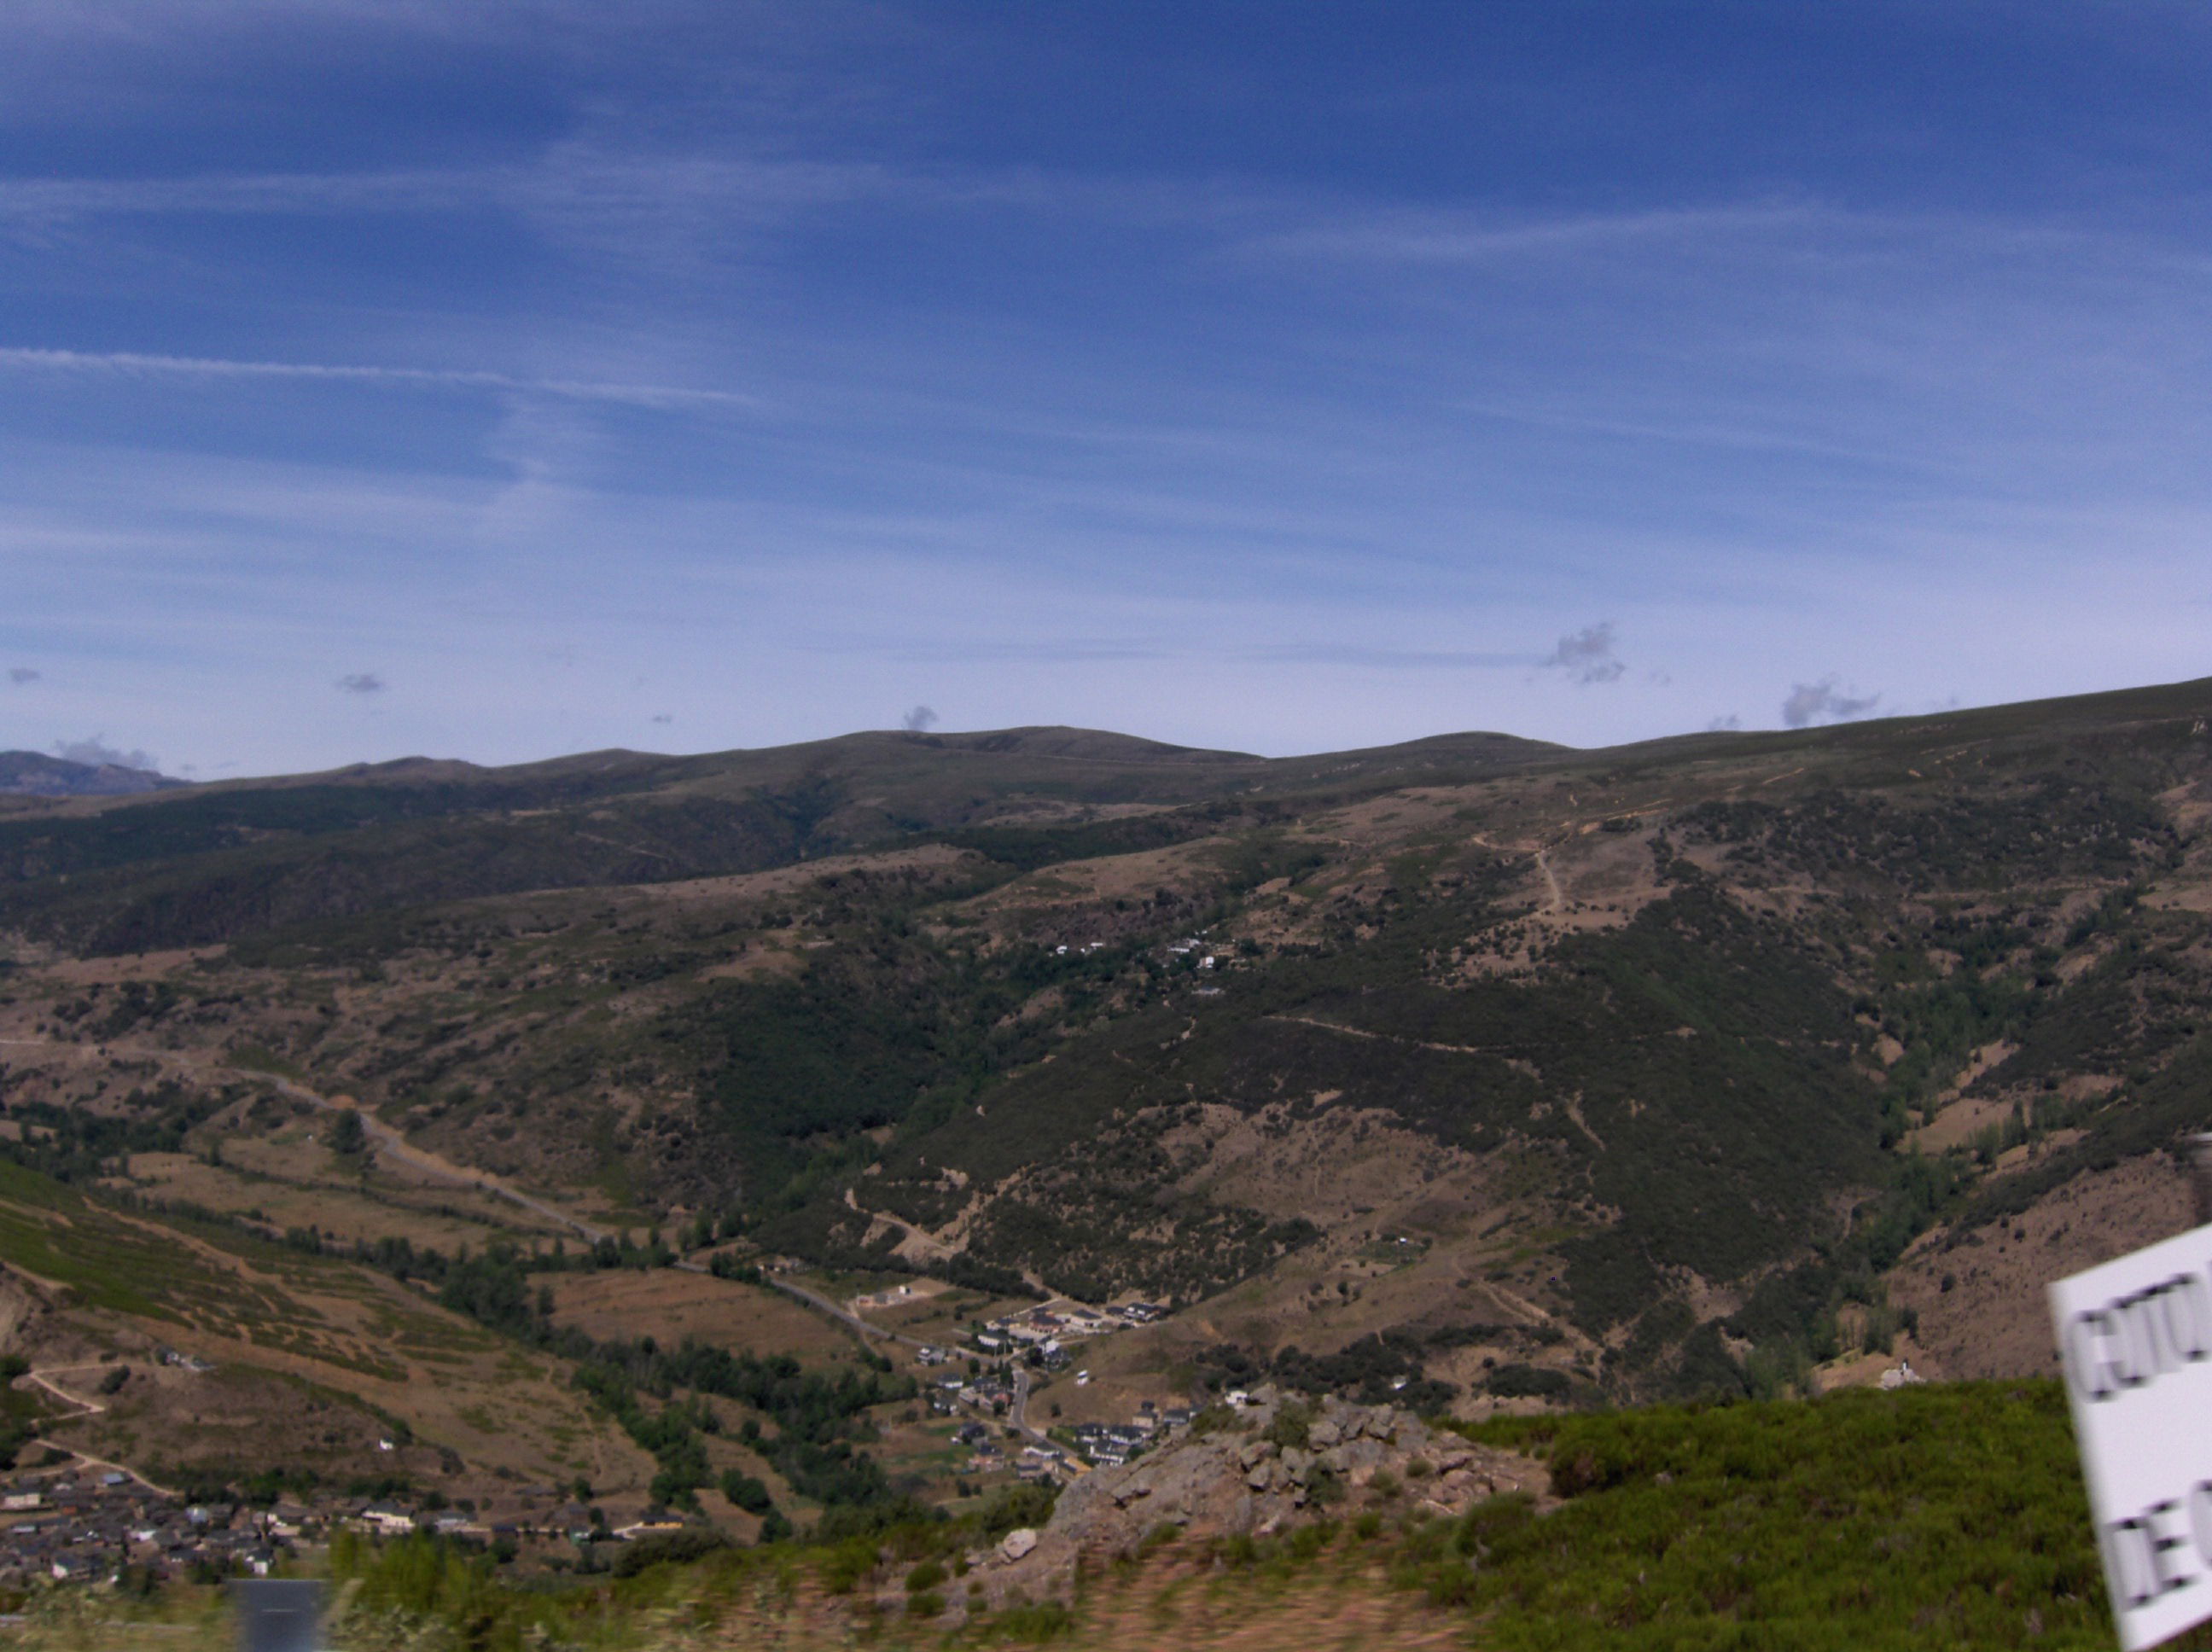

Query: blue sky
[3,2,2210,777]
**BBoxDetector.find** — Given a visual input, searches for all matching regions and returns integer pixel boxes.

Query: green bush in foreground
[1432,1379,2199,1650]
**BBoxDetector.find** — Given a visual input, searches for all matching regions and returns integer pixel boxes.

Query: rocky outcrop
[964,1387,1545,1610]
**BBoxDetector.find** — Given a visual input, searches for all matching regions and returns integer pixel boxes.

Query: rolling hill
[6,680,2212,1420]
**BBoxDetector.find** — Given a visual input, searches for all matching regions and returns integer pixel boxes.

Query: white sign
[2051,1224,2212,1649]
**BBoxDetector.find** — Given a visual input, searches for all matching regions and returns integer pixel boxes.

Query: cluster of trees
[1184,1332,1463,1413]
[568,1345,905,1526]
[0,774,834,956]
[0,1354,38,1469]
[1270,1330,1460,1412]
[0,1083,227,1184]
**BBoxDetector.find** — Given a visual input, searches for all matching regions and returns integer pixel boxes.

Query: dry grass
[946,836,1236,929]
[123,1151,543,1252]
[546,1271,859,1365]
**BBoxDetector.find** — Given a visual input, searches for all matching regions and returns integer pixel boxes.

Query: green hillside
[5,678,2212,1402]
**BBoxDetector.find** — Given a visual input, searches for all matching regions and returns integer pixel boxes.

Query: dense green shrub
[1451,1381,2125,1649]
[611,1528,728,1578]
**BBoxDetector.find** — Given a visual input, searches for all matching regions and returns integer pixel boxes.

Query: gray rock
[1337,1438,1387,1475]
[999,1528,1038,1561]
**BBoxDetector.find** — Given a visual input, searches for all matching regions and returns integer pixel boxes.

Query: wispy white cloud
[1244,643,1532,670]
[0,153,905,271]
[1250,201,1840,265]
[0,346,758,411]
[0,149,1296,256]
[0,168,497,227]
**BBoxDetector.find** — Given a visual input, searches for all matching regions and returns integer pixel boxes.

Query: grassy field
[0,1158,286,1329]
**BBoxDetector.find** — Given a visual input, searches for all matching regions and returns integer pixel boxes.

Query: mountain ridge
[4,672,2212,1467]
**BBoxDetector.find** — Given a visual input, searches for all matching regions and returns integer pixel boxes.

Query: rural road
[1534,846,1564,912]
[14,1364,178,1498]
[1008,1367,1069,1461]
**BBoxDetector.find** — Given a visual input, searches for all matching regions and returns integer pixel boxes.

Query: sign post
[2051,1220,2212,1649]
[228,1579,324,1652]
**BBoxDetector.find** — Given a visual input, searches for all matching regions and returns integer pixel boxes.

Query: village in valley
[0,1263,1205,1591]
[879,1288,1190,1481]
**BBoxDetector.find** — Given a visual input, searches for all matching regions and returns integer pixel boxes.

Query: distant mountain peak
[0,750,187,798]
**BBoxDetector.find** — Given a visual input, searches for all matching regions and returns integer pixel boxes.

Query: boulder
[1332,1437,1387,1479]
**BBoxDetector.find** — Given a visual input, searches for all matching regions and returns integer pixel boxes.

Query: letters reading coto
[2066,1271,2212,1403]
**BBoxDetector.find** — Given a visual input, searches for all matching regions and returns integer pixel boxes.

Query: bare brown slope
[1889,1152,2193,1382]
